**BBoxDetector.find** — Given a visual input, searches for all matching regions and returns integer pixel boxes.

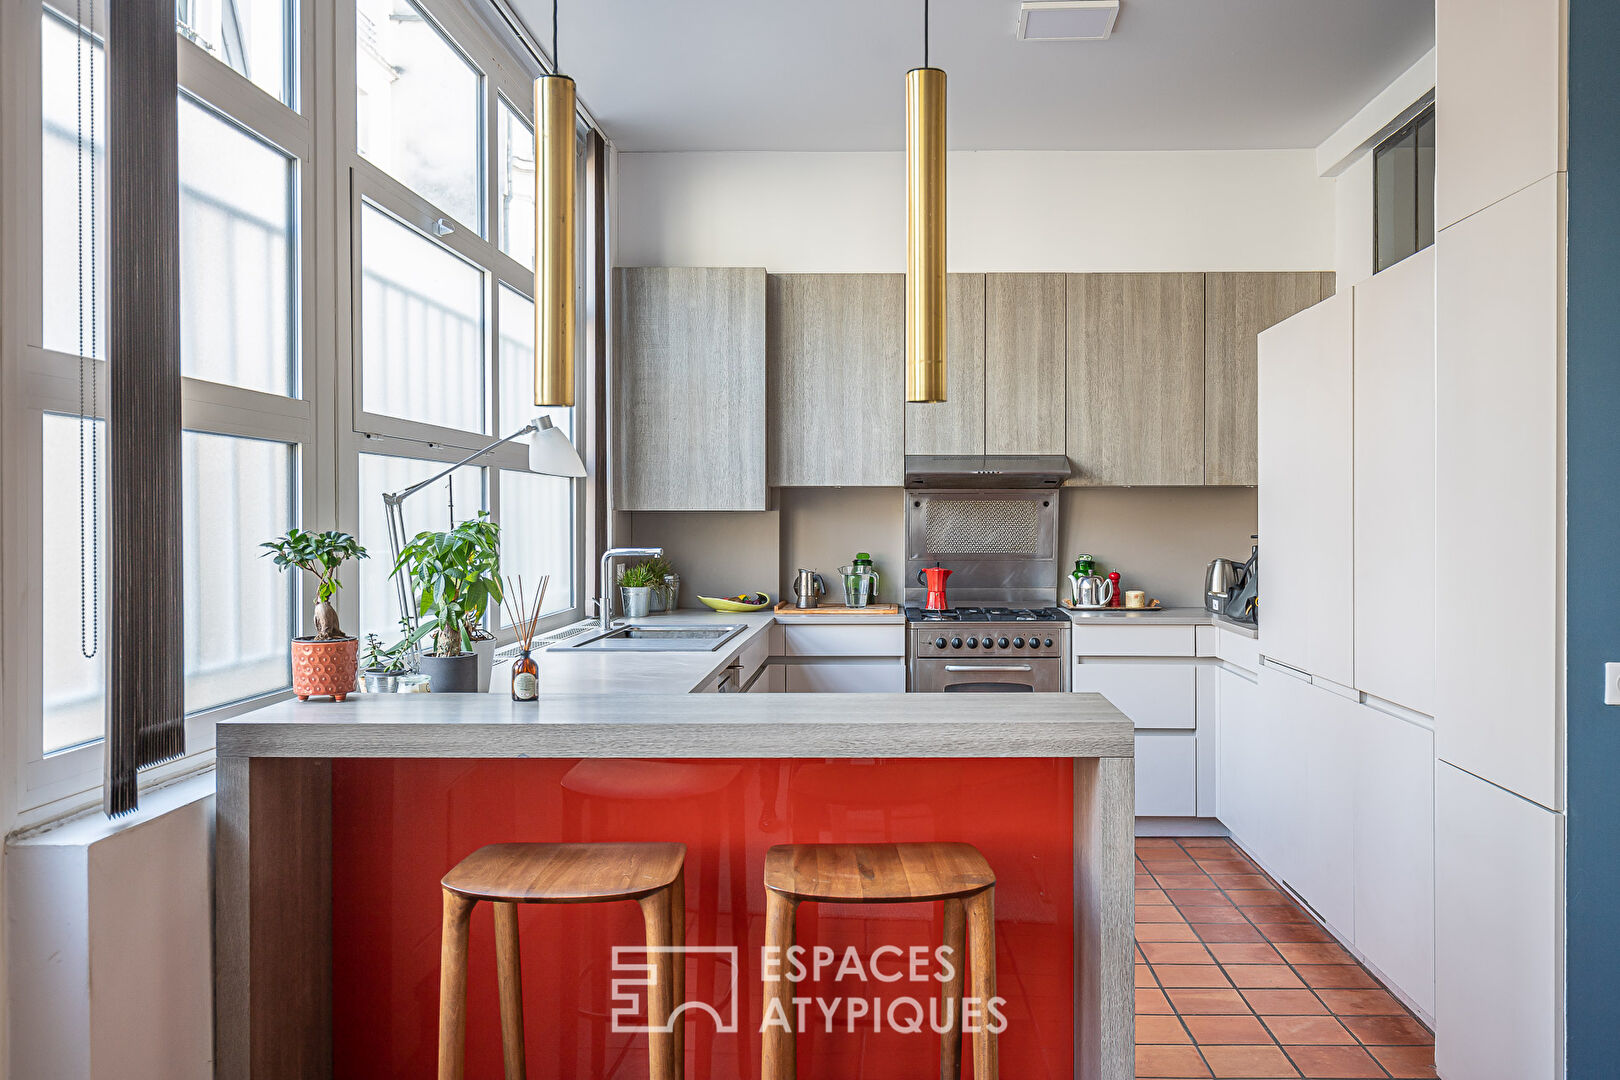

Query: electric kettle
[916,564,952,611]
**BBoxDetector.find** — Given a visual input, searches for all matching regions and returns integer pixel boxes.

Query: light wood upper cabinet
[985,274,1066,455]
[613,267,767,510]
[1067,273,1204,485]
[1204,272,1336,486]
[767,273,904,486]
[904,274,986,456]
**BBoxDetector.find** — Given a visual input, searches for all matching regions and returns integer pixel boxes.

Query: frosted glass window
[176,0,293,106]
[498,100,534,270]
[183,432,296,714]
[361,204,486,432]
[356,453,486,646]
[500,469,573,620]
[42,413,106,753]
[41,9,106,359]
[496,285,573,440]
[355,0,481,229]
[179,98,296,396]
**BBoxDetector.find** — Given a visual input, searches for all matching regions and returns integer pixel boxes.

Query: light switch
[1608,663,1620,706]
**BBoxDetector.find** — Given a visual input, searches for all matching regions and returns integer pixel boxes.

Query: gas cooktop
[904,605,1068,623]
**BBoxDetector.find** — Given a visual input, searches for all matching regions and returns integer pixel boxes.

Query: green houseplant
[393,512,502,693]
[618,560,661,619]
[261,529,368,702]
[360,630,410,694]
[643,553,680,613]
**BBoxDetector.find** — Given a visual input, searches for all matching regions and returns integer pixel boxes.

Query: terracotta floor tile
[1314,989,1405,1015]
[1211,873,1274,889]
[1137,838,1188,851]
[1138,906,1190,923]
[1196,859,1260,874]
[1135,1044,1211,1077]
[1167,988,1253,1014]
[1193,923,1266,943]
[1155,873,1219,890]
[1138,965,1159,987]
[1227,888,1285,905]
[1284,1044,1386,1078]
[1167,888,1227,905]
[1261,1015,1356,1045]
[1154,964,1234,988]
[1340,1014,1433,1046]
[1200,1044,1300,1077]
[1239,989,1327,1015]
[1366,1044,1438,1078]
[1208,942,1285,964]
[1137,1014,1192,1044]
[1180,839,1237,852]
[1138,888,1173,905]
[1256,922,1337,943]
[1136,922,1201,942]
[1182,1014,1273,1044]
[1140,941,1216,965]
[1243,903,1313,923]
[1141,858,1203,873]
[1296,964,1380,989]
[1137,987,1174,1014]
[1226,964,1307,989]
[1275,943,1355,965]
[1178,905,1249,924]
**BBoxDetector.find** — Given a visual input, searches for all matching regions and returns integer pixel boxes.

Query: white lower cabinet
[1354,706,1435,1015]
[1134,732,1197,817]
[1285,673,1357,938]
[1435,762,1562,1079]
[1073,660,1197,729]
[784,662,905,693]
[1216,666,1264,845]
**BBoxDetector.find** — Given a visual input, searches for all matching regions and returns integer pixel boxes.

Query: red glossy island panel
[331,757,1075,1079]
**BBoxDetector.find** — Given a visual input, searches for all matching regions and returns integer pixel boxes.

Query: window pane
[361,204,486,432]
[355,0,481,229]
[496,285,573,440]
[500,469,574,620]
[176,0,292,105]
[1416,110,1436,255]
[41,9,106,359]
[498,100,534,269]
[356,453,486,646]
[183,432,296,714]
[42,413,106,753]
[179,98,296,396]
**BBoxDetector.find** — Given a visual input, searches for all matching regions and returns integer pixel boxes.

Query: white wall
[1333,153,1376,288]
[616,150,1336,272]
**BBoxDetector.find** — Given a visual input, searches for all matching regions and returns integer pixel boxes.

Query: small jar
[511,649,539,701]
[397,674,432,694]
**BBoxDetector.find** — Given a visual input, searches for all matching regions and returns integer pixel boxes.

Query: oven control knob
[951,637,963,649]
[966,637,978,648]
[1013,637,1026,648]
[997,636,1010,649]
[981,636,994,649]
[935,636,948,649]
[1043,637,1054,648]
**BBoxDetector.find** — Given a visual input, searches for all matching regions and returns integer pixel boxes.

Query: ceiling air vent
[1017,1,1121,42]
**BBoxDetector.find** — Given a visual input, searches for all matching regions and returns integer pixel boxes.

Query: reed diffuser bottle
[502,573,549,703]
[511,650,539,702]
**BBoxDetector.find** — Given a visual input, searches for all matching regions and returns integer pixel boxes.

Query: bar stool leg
[670,868,686,1076]
[437,889,477,1080]
[940,898,966,1080]
[964,887,999,1080]
[761,890,798,1080]
[493,901,527,1080]
[638,886,677,1080]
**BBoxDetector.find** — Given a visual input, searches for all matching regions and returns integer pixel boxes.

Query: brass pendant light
[906,0,947,404]
[534,0,575,407]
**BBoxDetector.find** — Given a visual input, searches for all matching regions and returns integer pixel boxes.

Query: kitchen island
[214,648,1134,1080]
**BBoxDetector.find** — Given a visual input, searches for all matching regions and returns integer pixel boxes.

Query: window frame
[1372,103,1436,275]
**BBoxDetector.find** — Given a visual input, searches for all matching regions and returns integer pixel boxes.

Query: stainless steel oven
[908,621,1070,693]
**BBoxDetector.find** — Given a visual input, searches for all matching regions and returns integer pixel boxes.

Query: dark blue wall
[1564,0,1620,1072]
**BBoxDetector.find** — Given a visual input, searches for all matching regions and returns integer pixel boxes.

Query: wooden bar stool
[437,841,686,1080]
[760,842,997,1080]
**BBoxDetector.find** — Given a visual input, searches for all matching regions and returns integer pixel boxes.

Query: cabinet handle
[944,664,1033,673]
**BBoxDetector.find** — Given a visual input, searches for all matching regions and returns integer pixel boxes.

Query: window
[41,413,105,754]
[497,99,535,269]
[40,8,105,358]
[176,0,293,106]
[1374,105,1435,274]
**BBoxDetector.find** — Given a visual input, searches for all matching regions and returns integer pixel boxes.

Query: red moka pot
[917,564,953,611]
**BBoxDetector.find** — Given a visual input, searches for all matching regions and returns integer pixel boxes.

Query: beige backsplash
[628,486,1256,610]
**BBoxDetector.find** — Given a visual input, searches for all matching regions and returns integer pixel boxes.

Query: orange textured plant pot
[291,636,359,702]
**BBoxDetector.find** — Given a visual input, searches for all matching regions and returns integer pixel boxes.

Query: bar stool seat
[438,841,686,1080]
[761,841,998,1080]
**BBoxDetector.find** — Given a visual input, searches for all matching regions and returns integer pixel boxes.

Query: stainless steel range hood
[904,454,1071,489]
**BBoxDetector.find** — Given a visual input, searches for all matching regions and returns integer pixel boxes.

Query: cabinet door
[1215,667,1260,838]
[614,267,767,509]
[768,274,904,486]
[1135,732,1197,817]
[1353,705,1434,1015]
[1072,660,1196,729]
[1256,293,1354,685]
[1296,680,1357,939]
[1067,273,1205,485]
[905,274,986,455]
[1353,249,1436,715]
[1205,272,1336,485]
[984,274,1066,455]
[784,662,906,693]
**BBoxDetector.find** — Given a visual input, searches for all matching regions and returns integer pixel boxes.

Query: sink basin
[560,624,747,652]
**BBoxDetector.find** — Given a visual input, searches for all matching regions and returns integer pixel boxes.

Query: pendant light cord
[923,0,929,67]
[553,0,559,73]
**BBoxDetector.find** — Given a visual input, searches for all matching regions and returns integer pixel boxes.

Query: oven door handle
[943,664,1034,672]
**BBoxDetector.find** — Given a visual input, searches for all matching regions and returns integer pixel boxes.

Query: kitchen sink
[560,624,747,652]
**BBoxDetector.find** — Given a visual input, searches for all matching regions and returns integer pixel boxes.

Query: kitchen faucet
[598,547,664,630]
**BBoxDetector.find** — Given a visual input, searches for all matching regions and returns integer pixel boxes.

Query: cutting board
[773,601,901,616]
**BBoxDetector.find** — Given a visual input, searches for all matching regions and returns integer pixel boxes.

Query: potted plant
[359,632,408,694]
[618,560,660,619]
[644,553,680,613]
[393,512,502,693]
[261,529,368,702]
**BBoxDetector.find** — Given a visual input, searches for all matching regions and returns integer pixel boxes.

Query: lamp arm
[381,421,539,508]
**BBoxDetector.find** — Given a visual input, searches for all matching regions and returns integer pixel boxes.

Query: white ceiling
[512,0,1435,152]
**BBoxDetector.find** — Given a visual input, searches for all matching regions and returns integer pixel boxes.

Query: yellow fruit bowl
[697,592,772,613]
